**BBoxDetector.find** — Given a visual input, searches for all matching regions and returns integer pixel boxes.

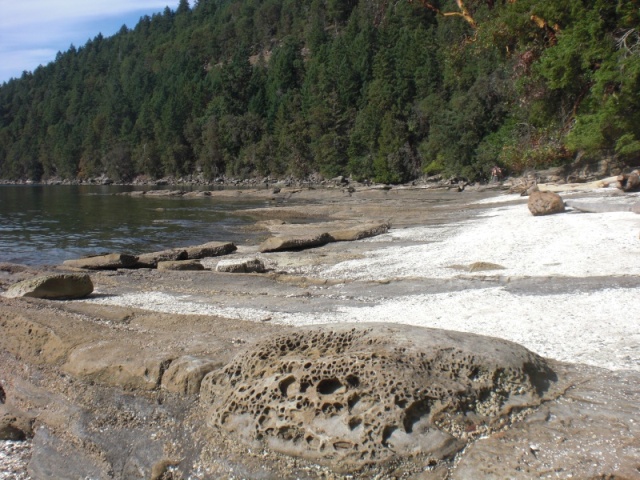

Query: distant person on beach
[491,165,503,183]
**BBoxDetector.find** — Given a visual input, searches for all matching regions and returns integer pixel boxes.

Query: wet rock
[62,253,138,270]
[527,191,565,216]
[201,324,557,467]
[157,260,204,271]
[135,249,188,268]
[259,233,333,253]
[3,273,93,300]
[328,222,390,242]
[183,241,237,259]
[216,258,266,273]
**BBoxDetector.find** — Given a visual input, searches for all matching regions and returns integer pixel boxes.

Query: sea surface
[0,185,273,266]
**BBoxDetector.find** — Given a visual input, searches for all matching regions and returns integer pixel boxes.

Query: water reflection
[0,185,265,265]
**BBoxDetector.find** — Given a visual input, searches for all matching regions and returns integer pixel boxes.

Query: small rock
[157,260,204,271]
[528,191,565,216]
[3,273,93,300]
[216,259,266,273]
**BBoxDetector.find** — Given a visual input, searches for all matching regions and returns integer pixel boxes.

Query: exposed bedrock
[201,324,558,468]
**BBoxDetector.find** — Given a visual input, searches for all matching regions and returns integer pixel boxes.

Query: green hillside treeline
[1,0,639,183]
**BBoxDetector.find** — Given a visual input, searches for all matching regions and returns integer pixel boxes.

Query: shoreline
[1,184,640,478]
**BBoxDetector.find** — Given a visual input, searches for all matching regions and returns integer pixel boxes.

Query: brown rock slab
[201,324,557,467]
[328,222,390,242]
[135,249,188,268]
[527,191,565,216]
[161,356,221,395]
[183,241,237,259]
[63,342,174,391]
[216,258,266,273]
[259,232,333,253]
[157,260,205,271]
[3,273,93,299]
[62,253,138,270]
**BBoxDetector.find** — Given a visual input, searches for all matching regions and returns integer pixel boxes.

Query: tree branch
[414,0,477,29]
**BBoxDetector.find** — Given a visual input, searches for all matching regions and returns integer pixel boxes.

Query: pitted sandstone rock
[201,324,556,466]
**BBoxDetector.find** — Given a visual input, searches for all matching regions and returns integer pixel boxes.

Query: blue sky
[0,1,181,84]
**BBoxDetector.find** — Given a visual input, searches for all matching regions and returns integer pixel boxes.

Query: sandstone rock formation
[216,258,266,273]
[201,324,557,467]
[527,191,565,216]
[328,222,390,242]
[259,233,333,253]
[3,273,93,299]
[183,241,237,259]
[157,260,205,271]
[62,253,138,270]
[135,249,188,268]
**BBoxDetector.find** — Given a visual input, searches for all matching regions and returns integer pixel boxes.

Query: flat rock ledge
[63,253,138,270]
[62,242,237,271]
[2,273,93,300]
[201,324,557,468]
[157,260,205,271]
[259,222,390,253]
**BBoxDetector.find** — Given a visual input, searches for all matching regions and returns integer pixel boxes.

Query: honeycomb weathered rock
[200,324,556,467]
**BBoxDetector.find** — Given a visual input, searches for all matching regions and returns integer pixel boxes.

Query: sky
[0,1,180,84]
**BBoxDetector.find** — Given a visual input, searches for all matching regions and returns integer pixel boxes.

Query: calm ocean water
[0,185,271,266]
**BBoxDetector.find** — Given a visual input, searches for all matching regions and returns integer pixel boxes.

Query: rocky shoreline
[1,184,640,479]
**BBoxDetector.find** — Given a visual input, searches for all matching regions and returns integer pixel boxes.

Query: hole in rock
[348,417,362,430]
[403,399,431,434]
[381,425,397,446]
[317,378,343,395]
[279,376,296,397]
[345,374,360,387]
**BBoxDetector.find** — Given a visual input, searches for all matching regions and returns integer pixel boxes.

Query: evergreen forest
[1,0,639,183]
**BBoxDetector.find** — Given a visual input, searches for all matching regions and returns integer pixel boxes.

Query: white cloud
[0,1,177,82]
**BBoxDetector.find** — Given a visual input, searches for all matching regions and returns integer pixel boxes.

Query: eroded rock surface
[201,324,558,468]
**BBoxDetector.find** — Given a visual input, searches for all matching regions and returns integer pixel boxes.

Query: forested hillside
[1,0,639,183]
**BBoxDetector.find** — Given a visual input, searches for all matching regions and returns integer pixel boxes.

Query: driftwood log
[537,176,618,193]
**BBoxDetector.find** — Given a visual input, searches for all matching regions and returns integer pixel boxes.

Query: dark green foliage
[1,0,638,183]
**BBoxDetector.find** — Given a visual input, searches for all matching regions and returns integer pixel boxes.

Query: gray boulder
[62,253,138,270]
[3,273,93,300]
[528,191,565,216]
